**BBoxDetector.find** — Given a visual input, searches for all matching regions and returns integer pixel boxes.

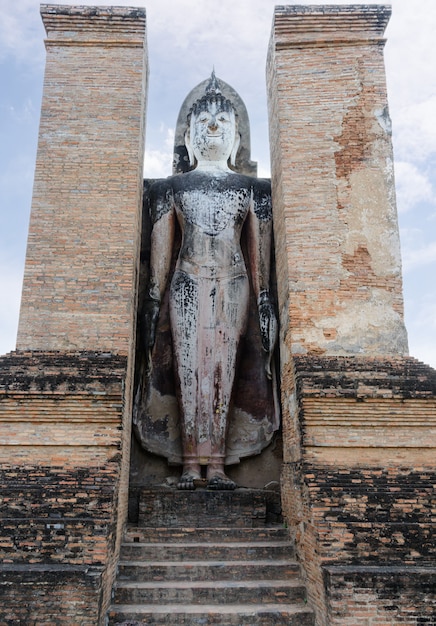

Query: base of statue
[128,487,282,528]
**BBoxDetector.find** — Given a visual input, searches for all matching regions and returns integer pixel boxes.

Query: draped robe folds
[133,172,279,466]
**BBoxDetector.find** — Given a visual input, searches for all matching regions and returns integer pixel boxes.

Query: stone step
[117,559,300,582]
[124,524,290,543]
[113,578,306,605]
[108,488,315,625]
[135,488,282,527]
[120,540,294,561]
[108,603,315,625]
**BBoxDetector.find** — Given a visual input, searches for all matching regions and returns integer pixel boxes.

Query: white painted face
[190,101,236,164]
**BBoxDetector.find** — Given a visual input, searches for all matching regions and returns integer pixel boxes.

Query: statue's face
[190,101,236,163]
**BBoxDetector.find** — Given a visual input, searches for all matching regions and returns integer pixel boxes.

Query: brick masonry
[267,5,408,358]
[2,4,435,625]
[324,567,436,625]
[0,351,128,624]
[1,5,147,624]
[281,356,436,625]
[267,6,435,625]
[17,4,147,355]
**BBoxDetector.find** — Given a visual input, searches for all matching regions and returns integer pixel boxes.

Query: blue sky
[1,0,435,367]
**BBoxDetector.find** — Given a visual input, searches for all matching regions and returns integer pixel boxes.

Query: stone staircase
[107,488,315,625]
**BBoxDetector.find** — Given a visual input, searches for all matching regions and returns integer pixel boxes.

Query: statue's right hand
[142,297,161,351]
[258,290,278,380]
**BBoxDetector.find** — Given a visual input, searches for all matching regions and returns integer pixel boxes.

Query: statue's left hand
[258,290,278,379]
[142,296,160,353]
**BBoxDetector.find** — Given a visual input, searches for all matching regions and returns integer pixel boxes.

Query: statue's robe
[133,177,280,466]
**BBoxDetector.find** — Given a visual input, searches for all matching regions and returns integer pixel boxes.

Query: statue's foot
[177,468,200,490]
[207,474,237,491]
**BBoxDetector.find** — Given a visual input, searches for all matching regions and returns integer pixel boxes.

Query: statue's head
[185,71,241,168]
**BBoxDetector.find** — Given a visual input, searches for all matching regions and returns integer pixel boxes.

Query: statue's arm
[247,180,277,378]
[143,180,176,351]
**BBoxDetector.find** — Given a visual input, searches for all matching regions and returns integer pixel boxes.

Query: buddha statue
[137,73,278,490]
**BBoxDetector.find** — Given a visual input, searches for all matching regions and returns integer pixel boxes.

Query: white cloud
[143,149,172,179]
[258,163,272,179]
[394,161,434,214]
[404,292,436,368]
[392,98,436,163]
[385,0,436,104]
[0,0,45,65]
[402,240,436,273]
[144,126,174,178]
[385,1,436,183]
[0,265,23,355]
[409,341,436,370]
[8,98,37,124]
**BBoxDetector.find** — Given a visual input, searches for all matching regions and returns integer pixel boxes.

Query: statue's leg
[170,270,249,490]
[170,270,201,489]
[206,273,249,489]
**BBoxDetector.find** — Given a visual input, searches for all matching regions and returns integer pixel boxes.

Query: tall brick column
[1,6,147,625]
[17,4,147,354]
[267,7,435,626]
[267,5,408,358]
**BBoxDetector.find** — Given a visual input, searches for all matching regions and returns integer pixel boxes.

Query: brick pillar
[17,4,147,354]
[267,5,408,358]
[7,8,147,623]
[267,10,436,626]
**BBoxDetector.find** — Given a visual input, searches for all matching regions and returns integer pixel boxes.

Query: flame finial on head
[205,69,222,96]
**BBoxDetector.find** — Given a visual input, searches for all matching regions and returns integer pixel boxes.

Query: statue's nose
[208,117,218,131]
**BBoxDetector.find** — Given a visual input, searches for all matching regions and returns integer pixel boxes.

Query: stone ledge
[293,356,436,399]
[324,564,436,575]
[41,4,146,40]
[0,563,103,575]
[0,351,127,393]
[135,488,282,528]
[273,5,390,47]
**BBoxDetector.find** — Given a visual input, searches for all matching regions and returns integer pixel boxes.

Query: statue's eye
[198,114,210,123]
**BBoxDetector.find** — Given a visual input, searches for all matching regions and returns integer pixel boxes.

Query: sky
[1,0,435,367]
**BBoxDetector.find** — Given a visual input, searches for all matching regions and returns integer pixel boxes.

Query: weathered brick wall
[0,568,102,626]
[17,4,147,355]
[324,567,436,625]
[0,352,128,625]
[267,5,408,358]
[281,356,436,626]
[266,7,432,623]
[9,7,147,622]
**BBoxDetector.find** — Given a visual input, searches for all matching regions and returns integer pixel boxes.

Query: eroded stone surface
[134,76,279,483]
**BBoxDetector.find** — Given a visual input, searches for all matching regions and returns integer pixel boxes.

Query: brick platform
[282,356,436,625]
[134,487,283,528]
[0,351,129,625]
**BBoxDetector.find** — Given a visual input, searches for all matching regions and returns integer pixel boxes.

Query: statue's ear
[230,132,241,167]
[185,129,195,167]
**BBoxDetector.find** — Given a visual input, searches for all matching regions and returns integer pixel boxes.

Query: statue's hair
[190,94,235,117]
[188,71,236,121]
